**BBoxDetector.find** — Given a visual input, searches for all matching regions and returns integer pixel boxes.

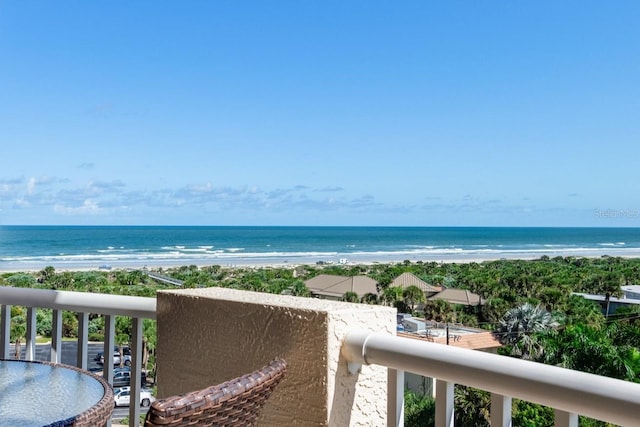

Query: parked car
[113,386,155,407]
[97,347,132,366]
[94,346,131,359]
[112,367,147,387]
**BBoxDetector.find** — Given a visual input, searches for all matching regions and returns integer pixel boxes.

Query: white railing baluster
[104,314,115,427]
[491,393,512,427]
[555,409,578,427]
[1,305,10,358]
[435,379,455,427]
[388,368,404,427]
[26,307,36,360]
[51,309,62,363]
[77,312,89,369]
[104,315,116,385]
[130,317,143,427]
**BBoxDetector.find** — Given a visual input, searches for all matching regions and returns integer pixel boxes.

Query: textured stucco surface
[156,287,395,426]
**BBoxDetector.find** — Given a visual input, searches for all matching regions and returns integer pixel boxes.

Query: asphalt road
[9,341,105,369]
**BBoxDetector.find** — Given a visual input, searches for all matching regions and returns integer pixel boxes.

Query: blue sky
[1,1,639,226]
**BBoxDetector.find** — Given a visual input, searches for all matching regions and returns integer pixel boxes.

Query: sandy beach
[3,248,640,274]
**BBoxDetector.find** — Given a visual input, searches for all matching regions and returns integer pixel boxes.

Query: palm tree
[496,303,559,360]
[403,285,425,314]
[142,319,157,381]
[423,299,454,323]
[381,286,403,307]
[38,266,56,284]
[454,386,490,427]
[541,324,640,382]
[288,280,310,297]
[341,291,359,303]
[360,293,379,304]
[11,307,26,359]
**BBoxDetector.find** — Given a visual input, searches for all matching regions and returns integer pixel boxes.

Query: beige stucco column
[155,287,396,426]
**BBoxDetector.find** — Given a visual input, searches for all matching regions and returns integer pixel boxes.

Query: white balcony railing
[343,330,640,427]
[3,286,640,427]
[0,286,156,427]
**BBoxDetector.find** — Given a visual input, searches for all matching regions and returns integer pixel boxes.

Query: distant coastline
[1,225,640,272]
[2,250,640,274]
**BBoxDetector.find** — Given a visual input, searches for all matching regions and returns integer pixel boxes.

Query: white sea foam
[4,244,640,272]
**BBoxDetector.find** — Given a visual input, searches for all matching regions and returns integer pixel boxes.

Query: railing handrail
[1,286,156,427]
[0,286,156,319]
[343,330,640,427]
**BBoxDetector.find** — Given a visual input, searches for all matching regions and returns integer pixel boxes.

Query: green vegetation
[2,255,640,426]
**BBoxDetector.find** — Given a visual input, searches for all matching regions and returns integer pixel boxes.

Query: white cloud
[54,200,101,215]
[27,177,37,194]
[14,198,30,207]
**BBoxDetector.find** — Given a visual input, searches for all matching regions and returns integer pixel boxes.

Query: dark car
[94,346,131,365]
[112,367,147,388]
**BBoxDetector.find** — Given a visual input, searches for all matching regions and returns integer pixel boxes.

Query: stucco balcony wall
[156,288,396,426]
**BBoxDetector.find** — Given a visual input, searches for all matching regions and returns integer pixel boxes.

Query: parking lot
[9,341,119,370]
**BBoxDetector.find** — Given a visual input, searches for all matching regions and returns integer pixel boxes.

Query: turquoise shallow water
[1,226,640,270]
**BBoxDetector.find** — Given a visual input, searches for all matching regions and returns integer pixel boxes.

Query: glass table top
[0,359,107,427]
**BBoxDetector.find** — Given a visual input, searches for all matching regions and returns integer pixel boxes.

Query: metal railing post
[130,317,143,427]
[77,312,89,369]
[26,307,37,360]
[104,315,115,385]
[388,368,404,427]
[51,309,62,363]
[555,410,578,427]
[435,379,454,427]
[0,305,10,359]
[491,393,512,427]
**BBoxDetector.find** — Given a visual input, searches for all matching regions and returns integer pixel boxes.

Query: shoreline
[2,249,640,274]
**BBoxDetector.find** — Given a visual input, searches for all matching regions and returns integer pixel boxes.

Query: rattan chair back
[143,358,287,427]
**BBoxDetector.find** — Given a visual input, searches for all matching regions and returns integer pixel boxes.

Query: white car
[113,386,156,407]
[100,350,132,367]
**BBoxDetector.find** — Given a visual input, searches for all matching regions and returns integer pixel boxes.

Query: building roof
[574,292,640,305]
[428,288,483,306]
[390,272,442,293]
[398,330,501,350]
[621,285,640,296]
[304,274,378,299]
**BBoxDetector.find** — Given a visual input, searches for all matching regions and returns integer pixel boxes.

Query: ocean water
[1,226,640,271]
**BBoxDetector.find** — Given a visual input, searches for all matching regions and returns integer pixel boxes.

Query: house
[398,319,501,397]
[573,291,640,316]
[622,285,640,300]
[389,272,442,295]
[428,288,483,306]
[304,274,378,300]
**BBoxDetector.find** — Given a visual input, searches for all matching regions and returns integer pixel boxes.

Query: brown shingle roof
[390,272,442,293]
[398,330,501,350]
[428,288,483,306]
[304,274,378,298]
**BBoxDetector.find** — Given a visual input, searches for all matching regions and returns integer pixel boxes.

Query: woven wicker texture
[144,358,287,427]
[63,361,114,427]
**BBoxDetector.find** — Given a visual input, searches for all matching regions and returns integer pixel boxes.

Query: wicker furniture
[144,358,287,427]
